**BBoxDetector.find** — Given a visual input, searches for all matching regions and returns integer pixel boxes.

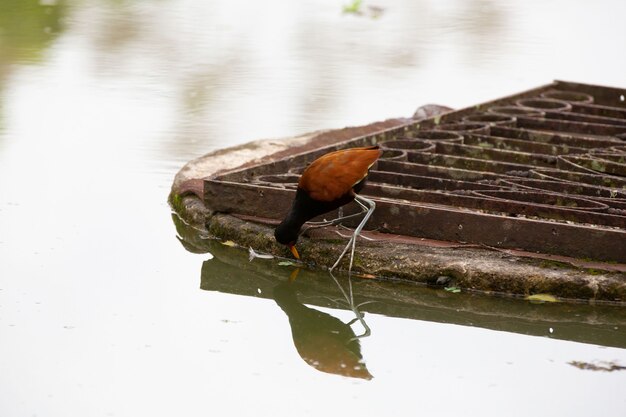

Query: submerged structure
[170,81,626,303]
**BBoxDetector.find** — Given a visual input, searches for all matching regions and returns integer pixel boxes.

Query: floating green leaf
[278,261,295,266]
[444,286,461,293]
[343,0,362,14]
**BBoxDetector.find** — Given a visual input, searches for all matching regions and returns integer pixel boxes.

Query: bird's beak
[289,244,300,259]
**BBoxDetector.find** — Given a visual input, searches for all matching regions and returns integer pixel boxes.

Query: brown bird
[274,146,382,272]
[273,282,373,379]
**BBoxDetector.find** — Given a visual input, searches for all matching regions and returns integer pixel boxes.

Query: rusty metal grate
[205,81,626,263]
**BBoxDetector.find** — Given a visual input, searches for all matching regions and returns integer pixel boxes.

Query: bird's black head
[274,220,298,245]
[275,220,300,259]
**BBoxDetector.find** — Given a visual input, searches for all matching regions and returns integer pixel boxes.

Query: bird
[273,282,373,379]
[274,145,382,272]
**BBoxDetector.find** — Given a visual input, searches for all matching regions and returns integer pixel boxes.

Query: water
[1,0,625,416]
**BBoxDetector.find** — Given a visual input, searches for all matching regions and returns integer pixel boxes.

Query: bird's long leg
[302,201,367,228]
[333,226,375,241]
[328,270,371,339]
[300,211,363,231]
[348,194,376,275]
[299,201,368,237]
[329,194,376,274]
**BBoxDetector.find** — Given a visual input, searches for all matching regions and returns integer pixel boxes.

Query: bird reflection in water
[273,269,373,380]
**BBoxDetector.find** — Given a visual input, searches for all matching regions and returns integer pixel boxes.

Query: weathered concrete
[169,107,626,304]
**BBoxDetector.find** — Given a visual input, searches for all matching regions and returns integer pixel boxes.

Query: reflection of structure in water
[184,218,626,350]
[273,282,372,380]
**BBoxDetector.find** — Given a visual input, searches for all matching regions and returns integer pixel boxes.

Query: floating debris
[248,247,274,262]
[436,275,453,286]
[568,361,626,372]
[525,294,559,303]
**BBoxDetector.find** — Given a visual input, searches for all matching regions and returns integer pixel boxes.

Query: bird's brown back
[298,146,382,202]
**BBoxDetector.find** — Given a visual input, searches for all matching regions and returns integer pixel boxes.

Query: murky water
[1,0,625,416]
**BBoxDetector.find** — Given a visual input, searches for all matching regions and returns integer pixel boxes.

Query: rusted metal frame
[205,180,295,217]
[553,80,626,107]
[215,124,412,183]
[397,131,464,142]
[592,152,626,163]
[363,183,626,229]
[204,178,626,262]
[215,158,300,183]
[371,198,626,263]
[542,110,626,127]
[461,114,517,127]
[407,151,538,175]
[517,116,626,136]
[530,168,626,189]
[539,89,594,104]
[435,123,491,135]
[375,164,626,210]
[379,139,435,153]
[490,126,624,148]
[557,155,626,177]
[409,82,559,129]
[376,159,511,182]
[462,133,590,155]
[571,102,626,119]
[204,176,624,232]
[204,81,626,264]
[590,200,626,213]
[500,177,626,202]
[433,141,557,167]
[372,166,626,217]
[470,190,608,211]
[368,170,504,192]
[371,168,626,217]
[505,189,626,212]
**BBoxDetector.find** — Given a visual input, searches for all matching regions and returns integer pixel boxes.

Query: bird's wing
[299,146,382,202]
